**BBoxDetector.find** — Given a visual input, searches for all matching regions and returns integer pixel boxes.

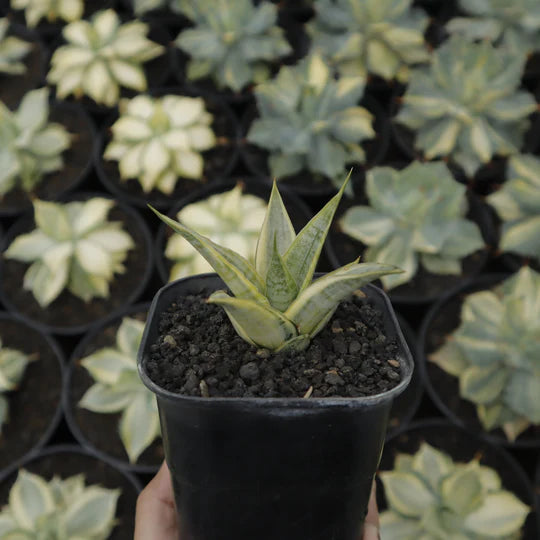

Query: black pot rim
[417,272,540,449]
[63,302,160,475]
[138,273,414,408]
[0,191,154,336]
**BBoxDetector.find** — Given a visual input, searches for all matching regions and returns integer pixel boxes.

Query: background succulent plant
[10,0,84,28]
[174,0,292,92]
[396,36,537,177]
[0,338,33,433]
[4,198,134,308]
[0,469,120,538]
[338,161,485,290]
[487,154,540,262]
[79,317,160,464]
[380,442,530,538]
[104,94,216,194]
[0,88,71,196]
[308,0,430,82]
[430,267,540,441]
[0,18,31,75]
[47,9,165,107]
[247,54,375,185]
[165,184,267,281]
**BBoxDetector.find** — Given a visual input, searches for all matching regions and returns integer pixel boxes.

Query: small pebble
[163,335,177,347]
[239,362,260,381]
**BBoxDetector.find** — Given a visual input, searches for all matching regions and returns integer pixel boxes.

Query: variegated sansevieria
[151,173,402,352]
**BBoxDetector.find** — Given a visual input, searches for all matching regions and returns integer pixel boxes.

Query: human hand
[135,461,380,539]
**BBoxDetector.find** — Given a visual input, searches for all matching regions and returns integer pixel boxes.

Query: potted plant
[138,177,414,539]
[0,16,30,74]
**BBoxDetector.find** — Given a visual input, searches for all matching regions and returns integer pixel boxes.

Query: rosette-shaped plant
[0,469,120,538]
[380,442,530,538]
[487,154,540,262]
[247,54,375,184]
[47,9,165,107]
[0,18,31,74]
[165,185,267,281]
[79,317,160,463]
[0,88,71,196]
[4,198,134,308]
[10,0,83,28]
[0,338,33,433]
[396,36,537,176]
[308,0,430,82]
[338,162,485,290]
[174,0,292,92]
[448,0,540,54]
[152,175,401,352]
[430,267,540,441]
[104,94,216,194]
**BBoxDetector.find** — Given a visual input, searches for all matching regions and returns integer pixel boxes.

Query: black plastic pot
[0,444,142,540]
[378,419,539,538]
[418,273,540,448]
[138,274,413,540]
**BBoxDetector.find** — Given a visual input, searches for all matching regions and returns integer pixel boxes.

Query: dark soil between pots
[0,447,140,540]
[146,292,404,399]
[66,307,163,470]
[0,316,62,473]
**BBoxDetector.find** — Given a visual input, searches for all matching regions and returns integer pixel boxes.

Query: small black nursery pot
[138,274,413,540]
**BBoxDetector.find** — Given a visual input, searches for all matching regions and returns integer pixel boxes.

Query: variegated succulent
[430,267,540,441]
[380,442,530,538]
[308,0,430,82]
[104,94,216,194]
[448,0,540,54]
[338,162,485,290]
[0,469,120,538]
[0,88,71,196]
[487,154,540,262]
[174,0,292,92]
[79,317,160,464]
[0,18,31,75]
[47,9,165,107]
[0,338,34,433]
[10,0,84,28]
[4,198,134,308]
[151,174,401,352]
[396,36,537,177]
[165,184,267,281]
[247,54,375,185]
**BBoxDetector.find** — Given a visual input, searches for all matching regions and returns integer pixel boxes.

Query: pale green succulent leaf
[80,348,134,385]
[500,215,540,258]
[460,364,508,405]
[0,512,18,536]
[4,231,55,263]
[338,206,395,245]
[412,443,453,492]
[429,340,468,377]
[420,254,460,275]
[33,199,71,241]
[504,370,540,423]
[79,382,134,413]
[380,511,423,539]
[380,471,436,518]
[441,467,484,516]
[116,317,145,356]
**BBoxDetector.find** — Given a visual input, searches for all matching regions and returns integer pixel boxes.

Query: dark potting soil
[68,311,163,467]
[0,450,138,540]
[0,318,61,471]
[1,205,149,332]
[146,293,403,399]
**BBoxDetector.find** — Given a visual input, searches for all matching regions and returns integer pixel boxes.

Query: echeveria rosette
[448,0,540,55]
[0,18,32,75]
[308,0,430,82]
[338,161,485,290]
[47,9,165,107]
[0,469,120,539]
[0,88,71,196]
[174,0,292,93]
[151,174,402,352]
[10,0,84,28]
[247,54,375,186]
[430,267,540,441]
[165,185,267,281]
[380,442,530,539]
[396,36,538,177]
[487,154,540,263]
[79,317,160,464]
[104,94,216,194]
[4,198,135,308]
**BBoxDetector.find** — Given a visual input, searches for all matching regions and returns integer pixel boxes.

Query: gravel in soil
[146,293,403,398]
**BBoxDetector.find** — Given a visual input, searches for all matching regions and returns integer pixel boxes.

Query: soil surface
[146,292,404,398]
